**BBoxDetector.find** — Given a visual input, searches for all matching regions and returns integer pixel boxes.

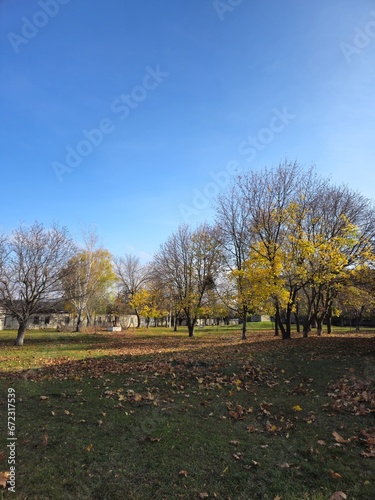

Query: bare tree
[153,224,222,337]
[0,222,76,346]
[113,254,149,327]
[214,186,253,339]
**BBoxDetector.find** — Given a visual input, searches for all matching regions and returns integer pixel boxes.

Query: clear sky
[1,0,374,261]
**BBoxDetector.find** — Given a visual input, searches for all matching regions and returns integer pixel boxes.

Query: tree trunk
[276,303,288,339]
[302,317,312,338]
[15,321,28,346]
[355,317,361,332]
[355,306,365,331]
[75,309,83,332]
[326,316,332,334]
[302,326,309,338]
[285,304,292,339]
[86,309,92,327]
[326,306,332,334]
[316,317,323,336]
[135,311,141,328]
[187,317,195,337]
[295,313,300,333]
[241,306,247,340]
[274,317,279,336]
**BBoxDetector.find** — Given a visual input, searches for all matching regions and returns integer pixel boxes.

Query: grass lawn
[0,326,374,499]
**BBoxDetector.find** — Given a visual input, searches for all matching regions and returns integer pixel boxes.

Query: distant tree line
[1,160,375,346]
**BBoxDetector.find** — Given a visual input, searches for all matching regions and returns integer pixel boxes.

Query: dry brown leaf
[329,492,347,500]
[330,470,342,479]
[145,436,161,443]
[178,470,188,477]
[198,493,209,499]
[332,431,350,444]
[42,434,48,446]
[0,471,10,489]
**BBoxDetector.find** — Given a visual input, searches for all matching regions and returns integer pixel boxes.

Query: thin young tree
[61,231,115,332]
[214,186,253,339]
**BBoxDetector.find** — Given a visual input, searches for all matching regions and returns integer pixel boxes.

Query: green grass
[0,327,374,499]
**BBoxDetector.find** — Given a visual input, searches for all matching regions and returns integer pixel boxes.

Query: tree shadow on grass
[0,332,374,382]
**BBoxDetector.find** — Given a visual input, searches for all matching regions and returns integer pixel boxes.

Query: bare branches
[0,222,76,345]
[113,254,149,327]
[213,160,375,338]
[152,224,222,336]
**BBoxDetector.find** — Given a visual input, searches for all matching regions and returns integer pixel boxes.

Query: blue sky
[1,0,374,261]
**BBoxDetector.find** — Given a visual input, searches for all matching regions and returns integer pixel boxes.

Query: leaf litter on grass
[1,330,375,498]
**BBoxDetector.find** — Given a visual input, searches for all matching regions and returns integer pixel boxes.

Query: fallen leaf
[0,471,10,489]
[199,493,209,499]
[42,434,48,446]
[86,444,93,452]
[332,431,350,444]
[329,492,347,500]
[265,421,280,433]
[330,470,342,479]
[293,405,302,412]
[229,440,240,446]
[0,452,4,461]
[145,436,161,443]
[40,396,49,401]
[178,470,188,477]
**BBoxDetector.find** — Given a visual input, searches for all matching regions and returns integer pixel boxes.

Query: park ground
[0,324,374,499]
